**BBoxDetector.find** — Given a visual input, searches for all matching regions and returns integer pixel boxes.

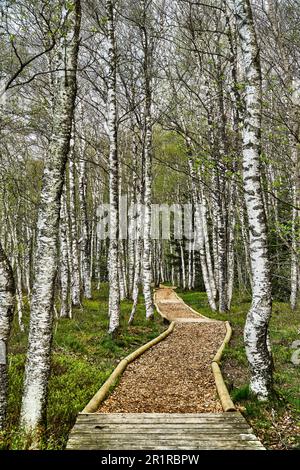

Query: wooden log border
[156,287,236,413]
[82,320,175,413]
[82,287,235,414]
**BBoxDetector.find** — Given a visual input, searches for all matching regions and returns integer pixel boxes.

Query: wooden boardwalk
[66,288,265,450]
[66,412,265,450]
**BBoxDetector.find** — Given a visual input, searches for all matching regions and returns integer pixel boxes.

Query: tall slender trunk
[11,224,24,331]
[142,36,154,321]
[128,194,143,325]
[188,156,217,310]
[0,241,15,431]
[227,181,236,309]
[199,185,217,300]
[59,188,71,318]
[192,240,196,289]
[179,241,186,290]
[69,147,81,306]
[106,0,120,335]
[20,0,81,435]
[128,132,138,296]
[235,0,273,399]
[118,246,126,301]
[25,226,32,299]
[78,148,92,299]
[290,79,300,310]
[170,243,175,286]
[188,242,193,290]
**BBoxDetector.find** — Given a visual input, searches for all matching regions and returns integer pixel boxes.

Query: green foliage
[231,384,250,402]
[0,284,165,450]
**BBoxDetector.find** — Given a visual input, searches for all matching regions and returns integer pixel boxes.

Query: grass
[1,284,165,450]
[177,288,300,450]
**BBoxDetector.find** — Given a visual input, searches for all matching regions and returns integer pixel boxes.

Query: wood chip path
[67,287,265,450]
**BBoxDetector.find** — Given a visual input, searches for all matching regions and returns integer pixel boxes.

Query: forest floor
[0,285,166,450]
[98,287,225,413]
[1,285,299,450]
[178,289,300,450]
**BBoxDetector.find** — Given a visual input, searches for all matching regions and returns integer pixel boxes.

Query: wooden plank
[68,436,261,446]
[77,412,246,420]
[67,439,264,451]
[70,425,253,432]
[71,432,259,442]
[66,411,265,450]
[77,417,247,424]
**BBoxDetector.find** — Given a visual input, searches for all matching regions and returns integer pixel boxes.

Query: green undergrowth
[1,284,165,450]
[178,289,300,450]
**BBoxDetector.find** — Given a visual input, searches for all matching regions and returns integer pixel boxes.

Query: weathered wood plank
[67,411,265,450]
[71,429,257,441]
[67,440,264,450]
[70,426,253,433]
[77,412,245,421]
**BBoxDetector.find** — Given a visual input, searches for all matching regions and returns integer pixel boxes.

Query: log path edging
[82,286,235,414]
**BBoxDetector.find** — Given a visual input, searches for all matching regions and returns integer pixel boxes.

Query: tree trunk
[128,194,143,325]
[59,188,71,318]
[235,0,273,399]
[199,185,217,300]
[179,241,186,290]
[290,79,300,310]
[20,0,81,436]
[0,241,15,431]
[188,156,217,310]
[142,42,154,321]
[106,0,120,335]
[69,145,82,307]
[78,147,92,299]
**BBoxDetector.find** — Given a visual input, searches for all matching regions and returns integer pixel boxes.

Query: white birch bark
[118,247,126,301]
[106,0,120,335]
[188,157,217,310]
[78,148,92,299]
[188,242,192,290]
[227,182,236,309]
[0,241,15,431]
[192,240,196,289]
[127,132,138,296]
[20,0,81,434]
[170,243,175,287]
[179,241,186,290]
[25,226,32,300]
[69,146,82,306]
[235,0,273,399]
[128,195,143,325]
[200,186,217,300]
[10,225,24,331]
[290,199,299,310]
[142,58,154,320]
[59,188,71,318]
[290,80,300,310]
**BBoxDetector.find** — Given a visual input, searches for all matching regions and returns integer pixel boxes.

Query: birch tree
[20,0,81,437]
[0,241,15,431]
[141,1,155,320]
[234,0,273,399]
[106,0,120,335]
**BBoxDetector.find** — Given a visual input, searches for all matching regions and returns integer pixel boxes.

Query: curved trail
[67,287,265,450]
[98,287,225,413]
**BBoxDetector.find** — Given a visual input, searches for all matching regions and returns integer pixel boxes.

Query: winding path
[67,287,265,450]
